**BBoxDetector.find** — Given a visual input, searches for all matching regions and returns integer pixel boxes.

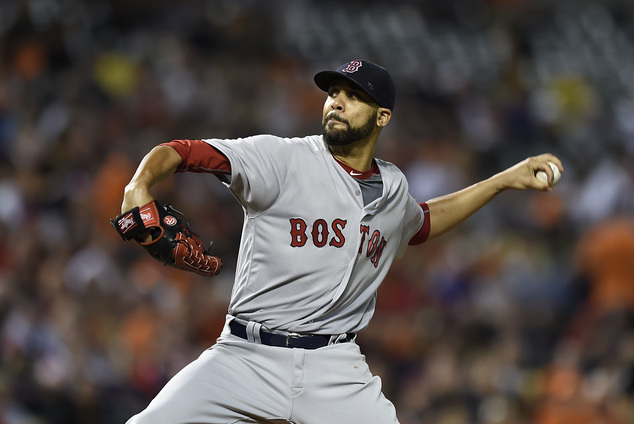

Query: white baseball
[535,161,561,186]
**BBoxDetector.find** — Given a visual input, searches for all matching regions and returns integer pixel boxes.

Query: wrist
[122,184,153,213]
[488,172,509,194]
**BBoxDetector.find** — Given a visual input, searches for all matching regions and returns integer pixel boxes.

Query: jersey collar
[333,157,380,180]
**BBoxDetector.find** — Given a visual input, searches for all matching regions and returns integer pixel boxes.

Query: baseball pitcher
[112,60,563,424]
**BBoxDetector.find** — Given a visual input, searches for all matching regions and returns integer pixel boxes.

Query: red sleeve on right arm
[160,139,231,175]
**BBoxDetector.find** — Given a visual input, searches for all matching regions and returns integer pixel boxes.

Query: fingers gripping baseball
[528,154,563,191]
[500,154,564,192]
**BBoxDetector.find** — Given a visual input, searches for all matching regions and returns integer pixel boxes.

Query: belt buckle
[285,334,298,347]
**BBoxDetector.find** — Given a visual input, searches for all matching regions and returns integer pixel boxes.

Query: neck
[327,136,378,172]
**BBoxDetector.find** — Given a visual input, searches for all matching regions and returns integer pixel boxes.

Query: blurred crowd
[1,0,634,423]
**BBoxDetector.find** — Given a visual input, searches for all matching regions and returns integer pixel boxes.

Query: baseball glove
[111,200,222,277]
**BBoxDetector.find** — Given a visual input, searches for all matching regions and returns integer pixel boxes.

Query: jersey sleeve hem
[408,202,431,245]
[160,139,231,175]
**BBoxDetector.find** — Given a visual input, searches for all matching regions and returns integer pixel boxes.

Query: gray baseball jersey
[205,134,425,335]
[126,134,427,424]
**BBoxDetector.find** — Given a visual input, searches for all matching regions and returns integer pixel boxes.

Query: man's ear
[377,108,392,127]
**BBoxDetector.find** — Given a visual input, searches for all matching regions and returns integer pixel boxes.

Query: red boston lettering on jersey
[343,60,363,73]
[290,218,308,247]
[368,231,387,268]
[358,225,370,254]
[312,219,329,248]
[289,219,386,267]
[358,226,387,268]
[366,230,380,257]
[290,218,348,248]
[329,219,347,248]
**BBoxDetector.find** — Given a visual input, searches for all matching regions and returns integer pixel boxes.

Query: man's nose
[330,97,344,111]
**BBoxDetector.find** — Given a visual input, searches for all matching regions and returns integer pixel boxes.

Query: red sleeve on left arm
[408,202,431,245]
[160,139,231,175]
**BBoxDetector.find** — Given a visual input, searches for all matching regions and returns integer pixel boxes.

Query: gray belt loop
[246,321,262,344]
[328,333,349,345]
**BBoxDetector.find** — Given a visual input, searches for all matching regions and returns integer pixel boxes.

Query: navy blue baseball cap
[314,60,396,111]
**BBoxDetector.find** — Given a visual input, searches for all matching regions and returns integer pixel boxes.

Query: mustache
[323,112,350,126]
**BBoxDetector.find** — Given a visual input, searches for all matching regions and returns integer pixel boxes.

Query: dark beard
[322,111,377,146]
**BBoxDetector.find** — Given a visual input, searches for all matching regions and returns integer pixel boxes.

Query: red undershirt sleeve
[160,139,231,175]
[409,202,431,245]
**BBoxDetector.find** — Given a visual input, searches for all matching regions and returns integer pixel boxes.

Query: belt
[229,320,355,350]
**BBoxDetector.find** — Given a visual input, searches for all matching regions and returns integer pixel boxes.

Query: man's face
[321,81,379,146]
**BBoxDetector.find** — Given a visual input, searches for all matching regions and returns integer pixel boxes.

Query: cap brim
[314,71,353,91]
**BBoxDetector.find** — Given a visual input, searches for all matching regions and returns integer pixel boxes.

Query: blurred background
[1,0,634,423]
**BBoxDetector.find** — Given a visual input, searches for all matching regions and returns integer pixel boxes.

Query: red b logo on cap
[343,60,362,73]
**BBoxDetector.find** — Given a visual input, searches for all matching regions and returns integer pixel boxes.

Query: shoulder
[375,158,406,179]
[261,134,325,153]
[204,134,324,150]
[298,135,327,151]
[203,135,327,170]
